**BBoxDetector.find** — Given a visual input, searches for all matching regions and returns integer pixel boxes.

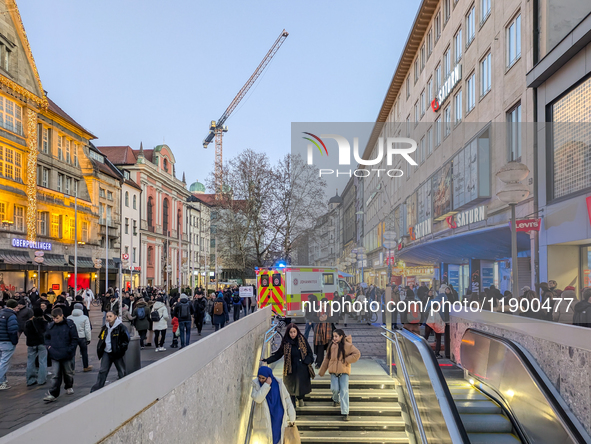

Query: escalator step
[467,433,521,444]
[460,414,513,433]
[455,400,502,414]
[296,415,405,430]
[299,430,409,443]
[297,401,401,416]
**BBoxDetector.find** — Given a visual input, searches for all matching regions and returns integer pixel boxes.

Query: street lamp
[496,161,530,299]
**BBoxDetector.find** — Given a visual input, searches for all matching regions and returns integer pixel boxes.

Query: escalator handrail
[463,328,591,444]
[382,327,471,444]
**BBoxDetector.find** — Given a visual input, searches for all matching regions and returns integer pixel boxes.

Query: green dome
[189,180,205,193]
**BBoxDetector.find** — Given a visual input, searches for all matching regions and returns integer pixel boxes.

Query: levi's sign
[513,219,541,232]
[433,64,462,111]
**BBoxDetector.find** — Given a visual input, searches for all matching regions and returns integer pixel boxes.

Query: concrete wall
[450,310,591,435]
[0,307,272,444]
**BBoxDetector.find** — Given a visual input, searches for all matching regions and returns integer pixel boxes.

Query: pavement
[0,303,245,439]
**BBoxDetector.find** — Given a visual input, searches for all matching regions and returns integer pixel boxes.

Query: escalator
[381,327,591,444]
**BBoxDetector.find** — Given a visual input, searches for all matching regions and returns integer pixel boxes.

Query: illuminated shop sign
[11,238,52,250]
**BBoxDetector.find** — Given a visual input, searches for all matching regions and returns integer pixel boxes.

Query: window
[133,195,137,209]
[89,150,104,163]
[507,14,521,67]
[435,10,441,41]
[427,78,433,105]
[420,90,426,116]
[414,101,419,125]
[124,246,129,254]
[323,273,334,285]
[107,191,113,201]
[0,147,20,181]
[466,72,476,112]
[163,198,169,234]
[406,76,410,99]
[74,180,78,196]
[99,187,105,198]
[435,64,441,91]
[37,212,48,236]
[125,191,129,207]
[148,246,153,265]
[125,217,129,235]
[427,28,433,57]
[420,137,425,164]
[69,217,75,241]
[57,136,63,161]
[444,48,451,77]
[133,247,137,263]
[65,139,71,164]
[57,174,63,193]
[481,52,492,96]
[147,197,154,228]
[481,0,491,23]
[107,206,112,224]
[455,90,463,124]
[420,44,425,71]
[65,177,71,195]
[73,143,78,166]
[466,5,476,45]
[435,116,442,147]
[82,221,88,242]
[14,205,24,232]
[162,157,168,172]
[0,44,10,72]
[133,219,137,235]
[41,127,49,154]
[443,0,450,24]
[0,202,5,222]
[51,214,60,238]
[507,103,521,160]
[0,96,23,135]
[406,115,410,136]
[42,167,49,187]
[427,127,433,155]
[444,106,452,137]
[454,28,463,62]
[414,59,419,83]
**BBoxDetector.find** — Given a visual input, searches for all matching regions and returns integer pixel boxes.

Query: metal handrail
[244,321,280,444]
[381,326,470,444]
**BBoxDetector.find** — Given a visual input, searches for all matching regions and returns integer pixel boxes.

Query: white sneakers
[66,388,74,395]
[155,347,167,352]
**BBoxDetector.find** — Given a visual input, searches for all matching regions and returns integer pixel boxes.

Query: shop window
[551,76,591,200]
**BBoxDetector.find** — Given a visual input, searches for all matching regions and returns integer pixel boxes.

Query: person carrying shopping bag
[251,366,296,444]
[318,328,361,421]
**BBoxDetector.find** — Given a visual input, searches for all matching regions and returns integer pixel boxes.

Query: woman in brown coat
[318,329,361,421]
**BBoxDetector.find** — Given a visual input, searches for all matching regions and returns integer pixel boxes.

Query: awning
[397,225,531,265]
[0,249,31,264]
[339,272,353,278]
[42,254,69,267]
[69,256,95,268]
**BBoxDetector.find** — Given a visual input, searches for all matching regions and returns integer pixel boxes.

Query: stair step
[455,400,502,414]
[296,415,405,430]
[460,414,513,433]
[306,389,397,401]
[299,430,409,443]
[467,433,521,444]
[297,402,401,416]
[311,379,396,389]
[450,390,489,401]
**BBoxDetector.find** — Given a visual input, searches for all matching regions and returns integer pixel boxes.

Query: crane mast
[203,29,289,196]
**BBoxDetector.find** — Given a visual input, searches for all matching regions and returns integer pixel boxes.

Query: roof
[133,149,154,162]
[189,180,206,193]
[97,146,137,165]
[90,159,120,180]
[47,97,96,139]
[123,178,142,191]
[328,191,343,205]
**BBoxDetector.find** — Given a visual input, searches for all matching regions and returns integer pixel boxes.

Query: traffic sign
[34,251,44,257]
[121,253,129,261]
[34,256,44,264]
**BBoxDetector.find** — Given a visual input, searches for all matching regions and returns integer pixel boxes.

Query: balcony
[98,217,121,228]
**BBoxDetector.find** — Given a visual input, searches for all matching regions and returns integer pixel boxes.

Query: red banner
[513,218,541,232]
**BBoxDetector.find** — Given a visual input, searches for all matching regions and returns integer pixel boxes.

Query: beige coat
[319,335,361,376]
[250,377,296,444]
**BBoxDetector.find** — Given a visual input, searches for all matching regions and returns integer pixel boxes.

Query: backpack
[214,301,224,316]
[407,299,421,324]
[136,307,146,320]
[179,303,190,319]
[232,295,241,305]
[151,308,161,322]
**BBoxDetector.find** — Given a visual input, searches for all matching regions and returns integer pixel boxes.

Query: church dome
[189,180,206,193]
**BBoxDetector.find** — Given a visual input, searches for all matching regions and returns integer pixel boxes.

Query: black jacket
[97,322,130,360]
[53,302,72,318]
[24,317,48,346]
[193,297,207,315]
[44,319,78,361]
[173,299,194,322]
[16,307,33,333]
[265,336,313,397]
[573,300,591,327]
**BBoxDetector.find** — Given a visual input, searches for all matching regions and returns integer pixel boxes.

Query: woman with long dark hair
[313,298,332,368]
[319,329,361,421]
[262,323,314,407]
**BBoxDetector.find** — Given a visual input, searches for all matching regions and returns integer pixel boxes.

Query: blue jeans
[304,322,314,341]
[0,342,16,384]
[331,373,350,414]
[26,345,48,385]
[179,321,191,348]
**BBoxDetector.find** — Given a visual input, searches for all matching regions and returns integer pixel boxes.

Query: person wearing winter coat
[0,300,19,390]
[231,290,243,322]
[151,298,169,352]
[192,293,207,335]
[121,305,136,336]
[262,323,314,408]
[132,298,151,348]
[553,286,577,324]
[91,311,130,392]
[43,308,79,402]
[24,307,48,386]
[318,329,361,421]
[68,303,92,371]
[15,300,33,336]
[211,293,229,332]
[173,294,194,348]
[251,366,296,444]
[573,288,591,328]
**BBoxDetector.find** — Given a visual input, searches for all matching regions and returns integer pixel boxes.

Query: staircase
[296,376,410,444]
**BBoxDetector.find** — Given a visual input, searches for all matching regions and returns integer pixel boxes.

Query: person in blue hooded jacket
[251,366,296,444]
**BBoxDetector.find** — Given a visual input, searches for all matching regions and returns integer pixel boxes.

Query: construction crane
[203,29,289,196]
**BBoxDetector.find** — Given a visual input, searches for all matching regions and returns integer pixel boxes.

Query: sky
[18,0,421,193]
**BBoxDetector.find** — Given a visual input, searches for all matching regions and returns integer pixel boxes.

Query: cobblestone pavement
[0,304,246,438]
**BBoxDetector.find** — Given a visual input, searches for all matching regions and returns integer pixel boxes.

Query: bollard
[124,335,142,374]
